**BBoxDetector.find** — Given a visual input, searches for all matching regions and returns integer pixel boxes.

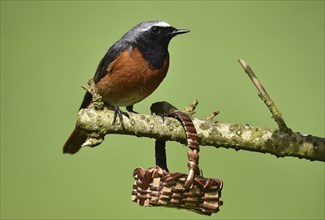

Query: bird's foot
[104,103,129,129]
[113,105,129,129]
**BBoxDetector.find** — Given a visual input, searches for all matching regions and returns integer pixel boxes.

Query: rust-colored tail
[63,129,88,154]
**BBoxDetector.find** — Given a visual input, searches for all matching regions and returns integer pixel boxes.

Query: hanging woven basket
[131,112,223,215]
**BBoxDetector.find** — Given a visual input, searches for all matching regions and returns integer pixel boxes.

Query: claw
[104,103,129,129]
[112,105,129,129]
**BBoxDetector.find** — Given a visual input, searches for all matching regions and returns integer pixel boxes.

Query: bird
[63,20,190,154]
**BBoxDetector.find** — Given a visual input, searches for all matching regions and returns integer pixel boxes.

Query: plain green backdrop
[1,1,324,219]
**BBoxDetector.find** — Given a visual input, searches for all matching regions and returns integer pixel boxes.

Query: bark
[76,105,325,162]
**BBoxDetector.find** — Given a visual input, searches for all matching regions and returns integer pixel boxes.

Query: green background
[1,1,324,219]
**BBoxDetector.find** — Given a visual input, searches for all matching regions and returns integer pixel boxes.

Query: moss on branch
[76,105,325,162]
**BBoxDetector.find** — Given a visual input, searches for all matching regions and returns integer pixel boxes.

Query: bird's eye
[151,26,160,34]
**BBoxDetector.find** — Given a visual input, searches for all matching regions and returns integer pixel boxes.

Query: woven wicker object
[131,111,223,215]
[132,166,223,215]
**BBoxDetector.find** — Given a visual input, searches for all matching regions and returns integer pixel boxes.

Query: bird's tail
[63,129,88,154]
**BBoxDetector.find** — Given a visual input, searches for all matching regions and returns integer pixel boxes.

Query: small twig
[238,59,290,132]
[183,99,198,115]
[81,79,104,110]
[206,110,220,122]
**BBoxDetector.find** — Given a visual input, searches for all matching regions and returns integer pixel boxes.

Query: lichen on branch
[76,102,325,162]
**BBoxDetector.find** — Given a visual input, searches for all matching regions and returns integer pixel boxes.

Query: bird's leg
[104,102,129,129]
[126,105,138,114]
[113,105,130,129]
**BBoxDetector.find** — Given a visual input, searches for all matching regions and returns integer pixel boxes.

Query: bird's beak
[170,28,190,36]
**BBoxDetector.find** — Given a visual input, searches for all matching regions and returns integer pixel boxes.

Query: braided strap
[167,112,200,188]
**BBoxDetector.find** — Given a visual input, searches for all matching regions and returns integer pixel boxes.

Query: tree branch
[76,104,325,162]
[238,59,290,132]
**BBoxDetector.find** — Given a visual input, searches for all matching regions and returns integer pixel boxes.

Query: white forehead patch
[155,21,171,27]
[140,21,171,32]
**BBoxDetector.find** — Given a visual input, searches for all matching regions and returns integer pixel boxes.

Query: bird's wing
[79,41,131,110]
[93,41,131,83]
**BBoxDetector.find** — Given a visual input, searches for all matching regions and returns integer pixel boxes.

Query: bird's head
[123,20,190,49]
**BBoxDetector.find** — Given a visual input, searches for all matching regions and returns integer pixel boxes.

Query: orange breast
[96,47,169,106]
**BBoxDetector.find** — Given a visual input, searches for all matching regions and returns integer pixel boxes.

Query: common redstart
[63,20,189,154]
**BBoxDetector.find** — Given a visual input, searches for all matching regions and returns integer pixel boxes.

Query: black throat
[136,43,169,69]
